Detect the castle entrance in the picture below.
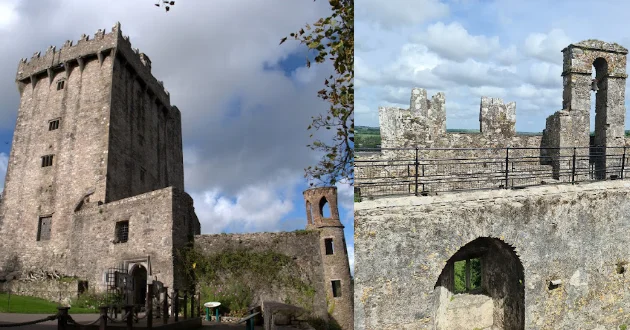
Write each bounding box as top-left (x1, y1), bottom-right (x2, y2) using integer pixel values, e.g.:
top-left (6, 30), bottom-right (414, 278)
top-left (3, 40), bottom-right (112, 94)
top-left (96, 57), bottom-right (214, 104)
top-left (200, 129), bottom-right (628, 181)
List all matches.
top-left (131, 264), bottom-right (147, 307)
top-left (433, 237), bottom-right (525, 329)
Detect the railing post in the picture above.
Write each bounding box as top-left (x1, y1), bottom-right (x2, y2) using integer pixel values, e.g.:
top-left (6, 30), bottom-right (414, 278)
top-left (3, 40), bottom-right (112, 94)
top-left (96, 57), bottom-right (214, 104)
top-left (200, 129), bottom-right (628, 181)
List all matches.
top-left (99, 306), bottom-right (109, 330)
top-left (98, 306), bottom-right (108, 330)
top-left (174, 290), bottom-right (179, 322)
top-left (504, 147), bottom-right (509, 189)
top-left (146, 283), bottom-right (153, 329)
top-left (125, 305), bottom-right (133, 330)
top-left (184, 290), bottom-right (188, 319)
top-left (414, 147), bottom-right (419, 196)
top-left (572, 147), bottom-right (577, 184)
top-left (57, 306), bottom-right (70, 330)
top-left (622, 146), bottom-right (626, 179)
top-left (190, 290), bottom-right (195, 318)
top-left (163, 286), bottom-right (169, 325)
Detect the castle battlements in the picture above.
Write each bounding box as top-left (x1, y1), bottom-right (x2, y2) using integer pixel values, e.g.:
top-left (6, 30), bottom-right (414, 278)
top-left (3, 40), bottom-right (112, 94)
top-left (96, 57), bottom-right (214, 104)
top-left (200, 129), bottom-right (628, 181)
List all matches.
top-left (16, 22), bottom-right (172, 111)
top-left (378, 88), bottom-right (520, 149)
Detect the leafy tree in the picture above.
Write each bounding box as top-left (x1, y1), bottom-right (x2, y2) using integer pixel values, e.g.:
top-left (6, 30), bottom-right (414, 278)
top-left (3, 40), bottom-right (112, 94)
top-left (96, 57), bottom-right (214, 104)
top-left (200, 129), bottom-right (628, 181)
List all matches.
top-left (281, 0), bottom-right (354, 186)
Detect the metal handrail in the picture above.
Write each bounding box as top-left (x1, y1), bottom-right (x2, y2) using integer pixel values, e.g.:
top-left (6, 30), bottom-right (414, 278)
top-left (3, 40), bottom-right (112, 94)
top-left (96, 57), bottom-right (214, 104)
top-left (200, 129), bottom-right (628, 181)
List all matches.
top-left (355, 146), bottom-right (629, 198)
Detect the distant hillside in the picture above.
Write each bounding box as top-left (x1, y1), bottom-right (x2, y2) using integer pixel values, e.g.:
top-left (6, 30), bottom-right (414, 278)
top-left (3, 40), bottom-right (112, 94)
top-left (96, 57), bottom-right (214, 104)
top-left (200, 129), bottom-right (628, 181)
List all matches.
top-left (355, 126), bottom-right (545, 149)
top-left (356, 126), bottom-right (630, 149)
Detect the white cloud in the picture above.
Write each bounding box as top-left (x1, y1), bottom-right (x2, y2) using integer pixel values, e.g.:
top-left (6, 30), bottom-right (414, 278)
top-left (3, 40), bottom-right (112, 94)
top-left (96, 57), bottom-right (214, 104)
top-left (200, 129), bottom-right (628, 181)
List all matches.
top-left (445, 100), bottom-right (479, 121)
top-left (510, 84), bottom-right (562, 116)
top-left (0, 153), bottom-right (7, 193)
top-left (382, 86), bottom-right (413, 105)
top-left (335, 180), bottom-right (354, 211)
top-left (495, 45), bottom-right (520, 65)
top-left (292, 65), bottom-right (318, 85)
top-left (470, 86), bottom-right (507, 98)
top-left (355, 0), bottom-right (630, 134)
top-left (190, 176), bottom-right (301, 234)
top-left (0, 0), bottom-right (357, 239)
top-left (527, 62), bottom-right (562, 88)
top-left (412, 22), bottom-right (501, 62)
top-left (347, 245), bottom-right (355, 276)
top-left (0, 1), bottom-right (18, 30)
top-left (523, 29), bottom-right (571, 64)
top-left (432, 59), bottom-right (518, 88)
top-left (512, 84), bottom-right (539, 99)
top-left (378, 44), bottom-right (446, 89)
top-left (356, 0), bottom-right (449, 28)
top-left (355, 55), bottom-right (382, 85)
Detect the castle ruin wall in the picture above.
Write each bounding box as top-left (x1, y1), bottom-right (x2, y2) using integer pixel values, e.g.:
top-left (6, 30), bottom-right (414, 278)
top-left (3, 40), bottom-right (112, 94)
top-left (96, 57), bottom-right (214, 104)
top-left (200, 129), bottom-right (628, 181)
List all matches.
top-left (378, 88), bottom-right (541, 154)
top-left (354, 180), bottom-right (630, 330)
top-left (194, 231), bottom-right (329, 320)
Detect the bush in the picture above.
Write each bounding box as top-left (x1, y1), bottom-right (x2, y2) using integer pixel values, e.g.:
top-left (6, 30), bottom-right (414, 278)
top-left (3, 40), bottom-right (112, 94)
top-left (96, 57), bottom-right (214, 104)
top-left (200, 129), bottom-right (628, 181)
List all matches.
top-left (200, 280), bottom-right (252, 317)
top-left (71, 290), bottom-right (121, 310)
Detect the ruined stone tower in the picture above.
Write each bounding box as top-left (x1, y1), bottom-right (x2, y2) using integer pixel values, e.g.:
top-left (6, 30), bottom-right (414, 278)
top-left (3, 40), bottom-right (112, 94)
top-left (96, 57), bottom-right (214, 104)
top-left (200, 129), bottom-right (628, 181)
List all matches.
top-left (303, 187), bottom-right (353, 330)
top-left (0, 22), bottom-right (199, 302)
top-left (543, 40), bottom-right (628, 179)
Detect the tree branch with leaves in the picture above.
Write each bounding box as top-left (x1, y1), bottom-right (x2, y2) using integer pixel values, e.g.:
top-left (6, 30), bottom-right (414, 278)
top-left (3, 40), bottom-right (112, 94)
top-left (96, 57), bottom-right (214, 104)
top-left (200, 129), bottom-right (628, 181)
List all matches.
top-left (281, 0), bottom-right (354, 187)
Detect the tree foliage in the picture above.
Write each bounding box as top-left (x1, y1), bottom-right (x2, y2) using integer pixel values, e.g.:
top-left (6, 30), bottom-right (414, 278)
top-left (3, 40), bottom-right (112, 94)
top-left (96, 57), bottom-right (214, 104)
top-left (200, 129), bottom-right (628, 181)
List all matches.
top-left (281, 0), bottom-right (354, 186)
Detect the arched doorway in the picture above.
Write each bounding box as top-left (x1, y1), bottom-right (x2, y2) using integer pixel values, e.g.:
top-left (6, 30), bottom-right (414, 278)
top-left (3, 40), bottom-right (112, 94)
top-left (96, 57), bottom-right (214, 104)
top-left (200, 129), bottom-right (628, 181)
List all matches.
top-left (433, 237), bottom-right (525, 329)
top-left (131, 265), bottom-right (147, 307)
top-left (591, 57), bottom-right (608, 180)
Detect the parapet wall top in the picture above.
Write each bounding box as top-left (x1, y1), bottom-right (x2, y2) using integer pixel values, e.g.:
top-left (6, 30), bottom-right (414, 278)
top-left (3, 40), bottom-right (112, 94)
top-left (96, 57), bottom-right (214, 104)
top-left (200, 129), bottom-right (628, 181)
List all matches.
top-left (562, 39), bottom-right (628, 54)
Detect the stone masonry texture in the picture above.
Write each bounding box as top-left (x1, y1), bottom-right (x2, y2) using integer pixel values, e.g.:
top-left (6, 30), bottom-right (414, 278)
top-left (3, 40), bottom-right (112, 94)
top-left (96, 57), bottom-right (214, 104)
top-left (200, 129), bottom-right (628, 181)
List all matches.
top-left (355, 180), bottom-right (630, 329)
top-left (355, 39), bottom-right (630, 330)
top-left (193, 187), bottom-right (354, 330)
top-left (0, 23), bottom-right (353, 330)
top-left (194, 232), bottom-right (329, 320)
top-left (0, 22), bottom-right (199, 299)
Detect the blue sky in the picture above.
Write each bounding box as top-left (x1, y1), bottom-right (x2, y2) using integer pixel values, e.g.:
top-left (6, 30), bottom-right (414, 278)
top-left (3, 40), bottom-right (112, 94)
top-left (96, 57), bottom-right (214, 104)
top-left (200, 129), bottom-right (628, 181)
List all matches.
top-left (356, 0), bottom-right (630, 134)
top-left (0, 0), bottom-right (353, 273)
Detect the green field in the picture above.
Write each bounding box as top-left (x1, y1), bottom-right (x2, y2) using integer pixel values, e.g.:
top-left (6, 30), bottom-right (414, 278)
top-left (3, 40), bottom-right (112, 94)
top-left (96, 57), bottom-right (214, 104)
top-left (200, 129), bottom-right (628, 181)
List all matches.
top-left (0, 293), bottom-right (98, 314)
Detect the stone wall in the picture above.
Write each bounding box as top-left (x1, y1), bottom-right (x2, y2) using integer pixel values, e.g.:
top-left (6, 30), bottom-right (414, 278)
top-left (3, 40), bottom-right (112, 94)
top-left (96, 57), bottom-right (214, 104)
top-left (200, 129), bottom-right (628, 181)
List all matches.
top-left (378, 88), bottom-right (536, 150)
top-left (194, 231), bottom-right (329, 321)
top-left (479, 96), bottom-right (515, 138)
top-left (0, 23), bottom-right (199, 304)
top-left (70, 187), bottom-right (194, 293)
top-left (0, 186), bottom-right (197, 302)
top-left (354, 180), bottom-right (630, 330)
top-left (107, 49), bottom-right (184, 203)
top-left (0, 50), bottom-right (115, 276)
top-left (0, 278), bottom-right (79, 305)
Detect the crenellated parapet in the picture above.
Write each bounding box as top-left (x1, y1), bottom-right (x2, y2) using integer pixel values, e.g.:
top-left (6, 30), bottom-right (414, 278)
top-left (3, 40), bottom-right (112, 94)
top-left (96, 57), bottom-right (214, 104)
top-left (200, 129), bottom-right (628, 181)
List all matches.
top-left (15, 22), bottom-right (171, 109)
top-left (378, 88), bottom-right (446, 149)
top-left (479, 96), bottom-right (516, 138)
top-left (378, 88), bottom-right (520, 149)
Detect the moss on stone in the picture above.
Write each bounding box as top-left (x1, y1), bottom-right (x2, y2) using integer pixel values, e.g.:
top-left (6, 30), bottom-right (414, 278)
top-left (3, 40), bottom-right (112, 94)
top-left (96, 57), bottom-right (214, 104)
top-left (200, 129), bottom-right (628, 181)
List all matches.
top-left (179, 247), bottom-right (318, 314)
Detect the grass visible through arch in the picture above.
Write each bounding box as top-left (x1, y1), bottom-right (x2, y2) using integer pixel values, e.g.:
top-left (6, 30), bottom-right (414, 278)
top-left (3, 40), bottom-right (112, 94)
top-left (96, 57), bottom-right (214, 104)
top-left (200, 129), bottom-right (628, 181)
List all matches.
top-left (0, 293), bottom-right (97, 314)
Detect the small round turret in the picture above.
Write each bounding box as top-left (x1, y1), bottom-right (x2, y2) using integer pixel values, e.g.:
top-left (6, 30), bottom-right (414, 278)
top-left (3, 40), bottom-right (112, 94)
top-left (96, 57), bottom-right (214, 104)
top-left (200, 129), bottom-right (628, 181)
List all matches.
top-left (302, 186), bottom-right (353, 330)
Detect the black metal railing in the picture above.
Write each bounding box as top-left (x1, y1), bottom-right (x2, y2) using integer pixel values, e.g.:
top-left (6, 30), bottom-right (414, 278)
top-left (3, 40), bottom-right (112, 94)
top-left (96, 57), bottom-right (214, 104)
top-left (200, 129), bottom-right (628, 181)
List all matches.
top-left (0, 286), bottom-right (202, 329)
top-left (355, 146), bottom-right (628, 199)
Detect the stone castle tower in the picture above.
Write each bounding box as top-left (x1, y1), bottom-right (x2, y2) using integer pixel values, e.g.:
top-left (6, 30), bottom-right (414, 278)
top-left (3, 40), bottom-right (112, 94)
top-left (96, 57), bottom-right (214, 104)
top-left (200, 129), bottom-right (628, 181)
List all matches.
top-left (0, 22), bottom-right (200, 302)
top-left (303, 187), bottom-right (353, 330)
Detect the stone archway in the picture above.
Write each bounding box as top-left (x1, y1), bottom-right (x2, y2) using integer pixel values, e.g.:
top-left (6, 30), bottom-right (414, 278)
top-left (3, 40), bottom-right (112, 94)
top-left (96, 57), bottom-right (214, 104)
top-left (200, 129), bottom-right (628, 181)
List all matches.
top-left (591, 57), bottom-right (609, 180)
top-left (130, 264), bottom-right (148, 307)
top-left (433, 237), bottom-right (525, 329)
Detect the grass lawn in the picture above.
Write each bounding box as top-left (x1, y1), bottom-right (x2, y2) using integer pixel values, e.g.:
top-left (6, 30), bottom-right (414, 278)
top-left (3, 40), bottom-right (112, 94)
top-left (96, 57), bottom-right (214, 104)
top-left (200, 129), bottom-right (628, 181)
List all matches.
top-left (0, 293), bottom-right (98, 314)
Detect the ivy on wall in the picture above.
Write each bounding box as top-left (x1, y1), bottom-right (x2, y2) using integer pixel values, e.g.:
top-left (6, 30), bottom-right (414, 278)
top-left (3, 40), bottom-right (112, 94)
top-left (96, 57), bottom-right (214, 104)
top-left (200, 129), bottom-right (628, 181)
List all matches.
top-left (178, 247), bottom-right (317, 317)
